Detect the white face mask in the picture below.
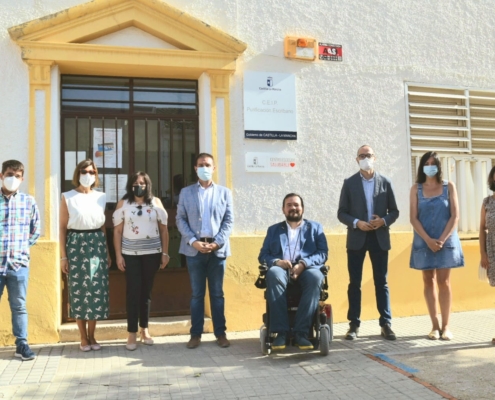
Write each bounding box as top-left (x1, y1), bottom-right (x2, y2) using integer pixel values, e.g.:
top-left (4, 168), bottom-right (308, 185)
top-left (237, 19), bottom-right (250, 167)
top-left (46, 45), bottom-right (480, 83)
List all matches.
top-left (3, 176), bottom-right (22, 192)
top-left (79, 174), bottom-right (96, 188)
top-left (359, 158), bottom-right (374, 171)
top-left (197, 167), bottom-right (213, 181)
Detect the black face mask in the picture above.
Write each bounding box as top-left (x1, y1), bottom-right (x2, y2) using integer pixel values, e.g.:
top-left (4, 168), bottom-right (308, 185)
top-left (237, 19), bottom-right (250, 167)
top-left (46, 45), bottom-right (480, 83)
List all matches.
top-left (132, 185), bottom-right (146, 198)
top-left (490, 183), bottom-right (495, 192)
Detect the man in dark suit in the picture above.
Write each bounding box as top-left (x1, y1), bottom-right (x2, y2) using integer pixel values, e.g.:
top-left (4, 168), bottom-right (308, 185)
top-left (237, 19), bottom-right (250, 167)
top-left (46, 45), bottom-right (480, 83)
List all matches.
top-left (338, 145), bottom-right (399, 340)
top-left (259, 193), bottom-right (328, 350)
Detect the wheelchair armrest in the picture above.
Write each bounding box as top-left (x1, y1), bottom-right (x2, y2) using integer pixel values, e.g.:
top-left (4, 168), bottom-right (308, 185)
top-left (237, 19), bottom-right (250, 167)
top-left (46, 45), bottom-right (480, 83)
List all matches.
top-left (320, 265), bottom-right (329, 275)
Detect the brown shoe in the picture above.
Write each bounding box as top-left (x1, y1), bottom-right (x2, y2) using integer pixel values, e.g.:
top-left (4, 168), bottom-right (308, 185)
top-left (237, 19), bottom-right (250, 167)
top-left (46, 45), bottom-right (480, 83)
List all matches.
top-left (186, 336), bottom-right (201, 349)
top-left (216, 335), bottom-right (230, 348)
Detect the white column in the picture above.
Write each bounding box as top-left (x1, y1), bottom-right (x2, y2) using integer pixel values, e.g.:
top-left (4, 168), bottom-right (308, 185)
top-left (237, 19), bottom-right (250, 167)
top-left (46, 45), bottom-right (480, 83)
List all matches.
top-left (474, 160), bottom-right (484, 230)
top-left (35, 89), bottom-right (46, 237)
top-left (198, 73), bottom-right (212, 154)
top-left (215, 97), bottom-right (226, 186)
top-left (457, 160), bottom-right (468, 232)
top-left (51, 65), bottom-right (61, 241)
top-left (441, 156), bottom-right (449, 181)
top-left (466, 161), bottom-right (476, 232)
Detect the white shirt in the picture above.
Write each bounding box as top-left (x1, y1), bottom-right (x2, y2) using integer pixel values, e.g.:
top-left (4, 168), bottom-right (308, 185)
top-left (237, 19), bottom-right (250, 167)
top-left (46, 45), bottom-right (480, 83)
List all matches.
top-left (352, 172), bottom-right (387, 229)
top-left (198, 182), bottom-right (214, 237)
top-left (283, 221), bottom-right (304, 263)
top-left (63, 190), bottom-right (106, 230)
top-left (188, 182), bottom-right (214, 245)
top-left (112, 198), bottom-right (168, 255)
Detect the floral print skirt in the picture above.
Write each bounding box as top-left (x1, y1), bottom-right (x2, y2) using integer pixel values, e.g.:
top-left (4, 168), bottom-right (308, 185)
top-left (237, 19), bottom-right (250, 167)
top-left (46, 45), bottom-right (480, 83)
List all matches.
top-left (66, 230), bottom-right (109, 320)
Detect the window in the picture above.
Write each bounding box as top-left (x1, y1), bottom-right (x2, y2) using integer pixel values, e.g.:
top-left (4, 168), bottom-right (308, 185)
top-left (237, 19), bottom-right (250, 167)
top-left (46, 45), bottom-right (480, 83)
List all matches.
top-left (406, 83), bottom-right (495, 233)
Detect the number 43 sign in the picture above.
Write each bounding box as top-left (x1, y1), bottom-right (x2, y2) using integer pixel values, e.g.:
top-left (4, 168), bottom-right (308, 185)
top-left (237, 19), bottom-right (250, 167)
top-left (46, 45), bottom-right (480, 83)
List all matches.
top-left (318, 43), bottom-right (342, 61)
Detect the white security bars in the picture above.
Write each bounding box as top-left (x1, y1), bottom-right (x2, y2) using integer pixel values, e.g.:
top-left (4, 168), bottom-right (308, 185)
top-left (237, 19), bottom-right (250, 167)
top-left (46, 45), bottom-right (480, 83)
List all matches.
top-left (406, 83), bottom-right (495, 234)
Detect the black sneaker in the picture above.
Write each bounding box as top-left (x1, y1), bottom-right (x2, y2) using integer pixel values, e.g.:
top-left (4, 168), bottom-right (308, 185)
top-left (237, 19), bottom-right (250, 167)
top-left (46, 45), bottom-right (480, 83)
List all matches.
top-left (15, 343), bottom-right (36, 361)
top-left (345, 324), bottom-right (359, 340)
top-left (381, 324), bottom-right (397, 341)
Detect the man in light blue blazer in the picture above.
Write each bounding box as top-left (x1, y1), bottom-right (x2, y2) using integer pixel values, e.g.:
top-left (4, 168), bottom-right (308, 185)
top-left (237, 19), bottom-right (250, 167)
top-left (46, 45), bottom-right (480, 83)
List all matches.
top-left (176, 153), bottom-right (233, 349)
top-left (259, 193), bottom-right (328, 351)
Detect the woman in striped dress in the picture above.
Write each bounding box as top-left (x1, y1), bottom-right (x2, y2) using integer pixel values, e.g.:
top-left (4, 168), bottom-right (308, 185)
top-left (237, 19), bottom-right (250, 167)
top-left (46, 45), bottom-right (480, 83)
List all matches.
top-left (60, 159), bottom-right (110, 352)
top-left (113, 172), bottom-right (170, 350)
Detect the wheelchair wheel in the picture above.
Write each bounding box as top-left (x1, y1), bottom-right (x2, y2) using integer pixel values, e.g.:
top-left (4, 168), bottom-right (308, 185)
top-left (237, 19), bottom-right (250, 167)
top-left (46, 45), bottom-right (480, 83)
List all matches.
top-left (319, 325), bottom-right (330, 356)
top-left (312, 311), bottom-right (320, 350)
top-left (260, 325), bottom-right (271, 355)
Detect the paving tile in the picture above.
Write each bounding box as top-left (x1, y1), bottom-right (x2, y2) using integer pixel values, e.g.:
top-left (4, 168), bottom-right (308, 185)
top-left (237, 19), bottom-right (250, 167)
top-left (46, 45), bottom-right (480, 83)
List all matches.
top-left (4, 310), bottom-right (495, 399)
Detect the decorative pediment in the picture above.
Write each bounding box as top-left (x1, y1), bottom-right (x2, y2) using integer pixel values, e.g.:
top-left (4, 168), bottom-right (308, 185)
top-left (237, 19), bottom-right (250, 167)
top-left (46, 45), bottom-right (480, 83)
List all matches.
top-left (9, 0), bottom-right (247, 78)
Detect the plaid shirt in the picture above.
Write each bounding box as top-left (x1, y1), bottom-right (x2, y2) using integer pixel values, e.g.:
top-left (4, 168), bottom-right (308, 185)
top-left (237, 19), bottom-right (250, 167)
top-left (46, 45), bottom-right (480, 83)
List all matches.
top-left (0, 190), bottom-right (40, 275)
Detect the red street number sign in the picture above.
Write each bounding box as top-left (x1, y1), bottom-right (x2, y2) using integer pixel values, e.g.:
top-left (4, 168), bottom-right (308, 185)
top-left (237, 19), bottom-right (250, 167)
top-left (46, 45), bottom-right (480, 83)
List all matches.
top-left (318, 43), bottom-right (342, 61)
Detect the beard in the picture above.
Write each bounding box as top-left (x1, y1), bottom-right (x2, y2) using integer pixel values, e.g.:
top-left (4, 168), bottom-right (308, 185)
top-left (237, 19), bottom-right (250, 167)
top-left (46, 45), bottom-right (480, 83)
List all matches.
top-left (286, 211), bottom-right (303, 222)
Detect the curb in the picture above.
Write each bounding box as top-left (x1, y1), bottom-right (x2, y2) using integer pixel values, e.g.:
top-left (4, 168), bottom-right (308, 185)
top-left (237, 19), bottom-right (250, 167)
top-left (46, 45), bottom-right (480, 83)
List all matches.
top-left (365, 354), bottom-right (458, 400)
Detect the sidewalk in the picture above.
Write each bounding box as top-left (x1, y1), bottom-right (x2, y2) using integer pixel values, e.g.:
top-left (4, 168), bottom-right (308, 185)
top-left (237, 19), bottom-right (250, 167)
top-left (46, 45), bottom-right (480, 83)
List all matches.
top-left (1, 309), bottom-right (494, 400)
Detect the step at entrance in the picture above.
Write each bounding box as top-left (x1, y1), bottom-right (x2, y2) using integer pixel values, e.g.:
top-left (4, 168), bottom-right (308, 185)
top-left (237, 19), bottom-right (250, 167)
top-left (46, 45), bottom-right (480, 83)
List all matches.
top-left (59, 316), bottom-right (212, 342)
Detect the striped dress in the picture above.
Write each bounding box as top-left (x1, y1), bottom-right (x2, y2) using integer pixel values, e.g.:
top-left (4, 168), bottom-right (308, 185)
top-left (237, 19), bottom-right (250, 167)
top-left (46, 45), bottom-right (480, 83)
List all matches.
top-left (112, 199), bottom-right (168, 255)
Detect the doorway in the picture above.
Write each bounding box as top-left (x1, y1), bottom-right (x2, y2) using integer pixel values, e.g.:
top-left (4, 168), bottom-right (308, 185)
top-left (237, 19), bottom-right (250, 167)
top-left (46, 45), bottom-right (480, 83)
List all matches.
top-left (60, 75), bottom-right (198, 321)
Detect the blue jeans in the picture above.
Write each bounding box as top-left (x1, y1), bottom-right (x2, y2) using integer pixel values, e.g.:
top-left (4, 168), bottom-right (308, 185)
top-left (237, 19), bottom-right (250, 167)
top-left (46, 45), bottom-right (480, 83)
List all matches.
top-left (0, 267), bottom-right (29, 346)
top-left (347, 231), bottom-right (391, 327)
top-left (266, 266), bottom-right (323, 335)
top-left (186, 253), bottom-right (226, 337)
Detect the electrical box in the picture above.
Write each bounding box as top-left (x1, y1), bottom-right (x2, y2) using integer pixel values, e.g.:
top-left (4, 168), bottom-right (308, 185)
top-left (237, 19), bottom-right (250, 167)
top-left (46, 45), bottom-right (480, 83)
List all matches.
top-left (284, 36), bottom-right (317, 61)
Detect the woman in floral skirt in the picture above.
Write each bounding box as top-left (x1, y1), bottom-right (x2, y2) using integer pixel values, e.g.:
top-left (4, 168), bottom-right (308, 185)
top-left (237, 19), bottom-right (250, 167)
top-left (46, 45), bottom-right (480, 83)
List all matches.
top-left (60, 159), bottom-right (110, 352)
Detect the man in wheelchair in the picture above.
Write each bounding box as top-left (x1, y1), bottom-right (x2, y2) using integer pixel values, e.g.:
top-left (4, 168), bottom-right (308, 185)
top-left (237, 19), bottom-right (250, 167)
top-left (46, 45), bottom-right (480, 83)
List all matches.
top-left (258, 193), bottom-right (328, 350)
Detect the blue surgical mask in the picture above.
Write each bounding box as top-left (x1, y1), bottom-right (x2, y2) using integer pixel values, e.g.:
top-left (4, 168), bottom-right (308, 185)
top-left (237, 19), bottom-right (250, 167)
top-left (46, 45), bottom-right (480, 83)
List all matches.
top-left (423, 165), bottom-right (438, 177)
top-left (197, 167), bottom-right (213, 181)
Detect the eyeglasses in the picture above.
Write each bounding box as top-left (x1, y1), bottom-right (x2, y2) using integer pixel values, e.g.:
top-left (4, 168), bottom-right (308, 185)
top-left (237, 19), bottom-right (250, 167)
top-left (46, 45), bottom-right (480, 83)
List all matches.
top-left (136, 205), bottom-right (143, 216)
top-left (80, 170), bottom-right (96, 175)
top-left (357, 153), bottom-right (374, 160)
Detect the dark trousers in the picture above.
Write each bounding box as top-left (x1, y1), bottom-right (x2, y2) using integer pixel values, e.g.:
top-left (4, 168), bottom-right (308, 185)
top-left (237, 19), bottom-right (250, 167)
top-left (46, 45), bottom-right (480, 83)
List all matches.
top-left (123, 253), bottom-right (161, 333)
top-left (347, 231), bottom-right (391, 327)
top-left (266, 267), bottom-right (323, 335)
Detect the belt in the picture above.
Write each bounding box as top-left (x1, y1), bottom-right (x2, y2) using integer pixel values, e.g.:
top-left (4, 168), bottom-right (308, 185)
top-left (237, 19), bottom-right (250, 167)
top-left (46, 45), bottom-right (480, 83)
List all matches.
top-left (68, 228), bottom-right (101, 234)
top-left (199, 237), bottom-right (214, 243)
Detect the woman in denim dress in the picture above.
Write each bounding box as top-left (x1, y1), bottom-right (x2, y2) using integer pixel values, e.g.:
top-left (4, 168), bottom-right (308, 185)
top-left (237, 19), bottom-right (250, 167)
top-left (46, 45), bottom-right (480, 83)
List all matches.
top-left (410, 151), bottom-right (464, 341)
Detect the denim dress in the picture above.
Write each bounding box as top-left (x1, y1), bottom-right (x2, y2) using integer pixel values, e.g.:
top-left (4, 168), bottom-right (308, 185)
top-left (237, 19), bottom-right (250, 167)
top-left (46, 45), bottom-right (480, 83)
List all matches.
top-left (410, 181), bottom-right (464, 270)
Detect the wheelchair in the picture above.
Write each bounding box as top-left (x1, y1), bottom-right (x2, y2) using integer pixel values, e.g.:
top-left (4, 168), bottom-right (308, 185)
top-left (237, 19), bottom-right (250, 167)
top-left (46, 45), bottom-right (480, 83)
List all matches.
top-left (255, 263), bottom-right (333, 356)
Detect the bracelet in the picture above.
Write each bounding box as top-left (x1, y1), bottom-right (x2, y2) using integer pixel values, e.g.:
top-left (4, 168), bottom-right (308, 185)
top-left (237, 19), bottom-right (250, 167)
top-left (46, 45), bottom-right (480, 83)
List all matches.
top-left (60, 257), bottom-right (67, 261)
top-left (162, 253), bottom-right (169, 257)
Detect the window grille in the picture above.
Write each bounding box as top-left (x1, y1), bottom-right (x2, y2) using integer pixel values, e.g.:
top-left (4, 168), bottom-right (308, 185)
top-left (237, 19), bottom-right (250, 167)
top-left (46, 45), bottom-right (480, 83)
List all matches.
top-left (406, 83), bottom-right (495, 233)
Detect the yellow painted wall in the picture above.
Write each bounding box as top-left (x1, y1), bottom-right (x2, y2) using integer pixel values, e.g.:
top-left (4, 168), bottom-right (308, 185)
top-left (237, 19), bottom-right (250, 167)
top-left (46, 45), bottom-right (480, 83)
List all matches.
top-left (224, 233), bottom-right (495, 332)
top-left (0, 233), bottom-right (493, 345)
top-left (0, 241), bottom-right (60, 346)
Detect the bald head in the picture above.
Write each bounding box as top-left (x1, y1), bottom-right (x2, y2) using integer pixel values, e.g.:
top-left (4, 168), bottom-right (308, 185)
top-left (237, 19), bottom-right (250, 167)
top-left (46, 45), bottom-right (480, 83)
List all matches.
top-left (357, 145), bottom-right (374, 156)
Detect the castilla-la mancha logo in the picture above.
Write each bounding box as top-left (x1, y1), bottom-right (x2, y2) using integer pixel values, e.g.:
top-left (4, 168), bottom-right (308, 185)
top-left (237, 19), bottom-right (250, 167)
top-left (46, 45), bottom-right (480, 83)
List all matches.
top-left (266, 77), bottom-right (273, 87)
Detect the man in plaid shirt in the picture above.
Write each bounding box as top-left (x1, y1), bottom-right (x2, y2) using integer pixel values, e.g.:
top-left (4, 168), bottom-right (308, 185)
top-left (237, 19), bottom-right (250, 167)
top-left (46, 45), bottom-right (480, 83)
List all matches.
top-left (0, 160), bottom-right (40, 361)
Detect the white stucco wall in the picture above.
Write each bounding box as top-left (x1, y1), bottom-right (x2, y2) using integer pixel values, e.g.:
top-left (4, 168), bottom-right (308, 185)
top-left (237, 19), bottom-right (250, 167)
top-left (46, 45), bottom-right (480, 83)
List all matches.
top-left (2, 0), bottom-right (495, 235)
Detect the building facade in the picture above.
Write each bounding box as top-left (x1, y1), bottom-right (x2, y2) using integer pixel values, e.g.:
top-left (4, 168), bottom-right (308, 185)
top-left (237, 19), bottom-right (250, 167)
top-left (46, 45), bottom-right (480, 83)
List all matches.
top-left (0, 0), bottom-right (493, 345)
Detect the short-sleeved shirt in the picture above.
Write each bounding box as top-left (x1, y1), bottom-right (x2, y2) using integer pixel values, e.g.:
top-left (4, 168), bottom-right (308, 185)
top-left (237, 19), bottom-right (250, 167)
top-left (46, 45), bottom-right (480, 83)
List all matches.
top-left (113, 198), bottom-right (168, 255)
top-left (63, 189), bottom-right (106, 230)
